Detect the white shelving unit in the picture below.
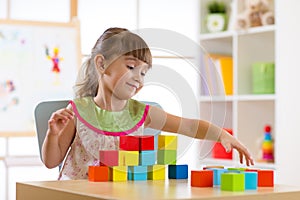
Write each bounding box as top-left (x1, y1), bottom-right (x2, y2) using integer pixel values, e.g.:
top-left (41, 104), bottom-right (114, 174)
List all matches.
top-left (199, 0), bottom-right (276, 169)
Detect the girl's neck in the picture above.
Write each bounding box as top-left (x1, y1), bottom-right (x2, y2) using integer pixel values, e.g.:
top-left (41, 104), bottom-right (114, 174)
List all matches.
top-left (93, 95), bottom-right (128, 112)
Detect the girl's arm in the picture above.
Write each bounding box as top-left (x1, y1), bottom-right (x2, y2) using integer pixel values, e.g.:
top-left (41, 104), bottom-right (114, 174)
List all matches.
top-left (145, 105), bottom-right (254, 166)
top-left (42, 107), bottom-right (76, 168)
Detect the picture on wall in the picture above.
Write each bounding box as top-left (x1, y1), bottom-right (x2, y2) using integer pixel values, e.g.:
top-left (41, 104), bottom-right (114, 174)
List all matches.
top-left (0, 20), bottom-right (80, 132)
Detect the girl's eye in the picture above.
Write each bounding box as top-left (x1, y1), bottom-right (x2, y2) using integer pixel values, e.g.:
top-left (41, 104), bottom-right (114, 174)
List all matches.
top-left (127, 65), bottom-right (134, 70)
top-left (141, 72), bottom-right (146, 76)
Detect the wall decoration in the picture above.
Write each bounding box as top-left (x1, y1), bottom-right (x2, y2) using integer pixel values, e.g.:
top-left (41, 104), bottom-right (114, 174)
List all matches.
top-left (0, 19), bottom-right (81, 133)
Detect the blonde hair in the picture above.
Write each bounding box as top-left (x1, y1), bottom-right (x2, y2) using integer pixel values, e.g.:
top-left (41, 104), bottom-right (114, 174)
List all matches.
top-left (74, 27), bottom-right (152, 98)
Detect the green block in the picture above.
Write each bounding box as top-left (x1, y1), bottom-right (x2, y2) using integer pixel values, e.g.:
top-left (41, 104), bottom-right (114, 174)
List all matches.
top-left (157, 150), bottom-right (176, 164)
top-left (227, 168), bottom-right (246, 172)
top-left (221, 173), bottom-right (245, 191)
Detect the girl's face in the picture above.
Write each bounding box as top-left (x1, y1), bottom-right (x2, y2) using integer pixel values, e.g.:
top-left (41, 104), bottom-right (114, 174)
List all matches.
top-left (102, 55), bottom-right (150, 100)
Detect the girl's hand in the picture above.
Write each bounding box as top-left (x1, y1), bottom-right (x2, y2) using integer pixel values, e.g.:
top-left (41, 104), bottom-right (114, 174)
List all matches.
top-left (220, 130), bottom-right (255, 166)
top-left (47, 108), bottom-right (74, 136)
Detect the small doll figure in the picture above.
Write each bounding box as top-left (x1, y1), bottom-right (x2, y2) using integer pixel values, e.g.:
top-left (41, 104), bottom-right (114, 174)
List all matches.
top-left (45, 46), bottom-right (63, 85)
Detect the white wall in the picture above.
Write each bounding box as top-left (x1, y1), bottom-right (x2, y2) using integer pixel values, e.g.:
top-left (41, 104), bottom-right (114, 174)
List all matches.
top-left (275, 0), bottom-right (300, 186)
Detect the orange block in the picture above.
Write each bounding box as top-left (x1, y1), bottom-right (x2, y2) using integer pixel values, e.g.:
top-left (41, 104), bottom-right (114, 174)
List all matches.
top-left (258, 170), bottom-right (274, 187)
top-left (88, 166), bottom-right (109, 182)
top-left (191, 170), bottom-right (213, 187)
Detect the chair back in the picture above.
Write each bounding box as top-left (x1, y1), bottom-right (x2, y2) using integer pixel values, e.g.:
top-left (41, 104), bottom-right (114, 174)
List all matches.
top-left (34, 100), bottom-right (70, 163)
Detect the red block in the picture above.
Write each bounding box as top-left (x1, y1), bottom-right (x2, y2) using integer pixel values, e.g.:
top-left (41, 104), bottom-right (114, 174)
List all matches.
top-left (212, 129), bottom-right (233, 159)
top-left (99, 150), bottom-right (119, 166)
top-left (257, 170), bottom-right (274, 187)
top-left (191, 170), bottom-right (213, 187)
top-left (140, 136), bottom-right (154, 150)
top-left (88, 166), bottom-right (109, 182)
top-left (119, 136), bottom-right (140, 151)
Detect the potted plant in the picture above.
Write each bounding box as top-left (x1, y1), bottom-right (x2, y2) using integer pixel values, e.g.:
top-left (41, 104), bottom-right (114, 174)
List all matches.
top-left (206, 1), bottom-right (227, 33)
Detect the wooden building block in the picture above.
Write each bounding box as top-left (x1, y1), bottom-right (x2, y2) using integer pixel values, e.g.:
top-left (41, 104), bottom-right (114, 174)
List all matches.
top-left (148, 165), bottom-right (165, 180)
top-left (191, 170), bottom-right (213, 187)
top-left (119, 136), bottom-right (140, 151)
top-left (203, 166), bottom-right (224, 170)
top-left (210, 168), bottom-right (227, 186)
top-left (244, 171), bottom-right (258, 190)
top-left (139, 150), bottom-right (156, 166)
top-left (88, 166), bottom-right (109, 182)
top-left (157, 150), bottom-right (176, 165)
top-left (128, 166), bottom-right (148, 181)
top-left (119, 151), bottom-right (139, 166)
top-left (158, 135), bottom-right (177, 150)
top-left (140, 136), bottom-right (154, 150)
top-left (168, 164), bottom-right (188, 179)
top-left (221, 172), bottom-right (245, 191)
top-left (109, 166), bottom-right (127, 181)
top-left (99, 150), bottom-right (119, 166)
top-left (258, 170), bottom-right (274, 187)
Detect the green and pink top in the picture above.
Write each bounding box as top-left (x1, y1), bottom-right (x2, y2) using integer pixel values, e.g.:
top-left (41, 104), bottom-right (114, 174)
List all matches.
top-left (59, 97), bottom-right (149, 180)
top-left (70, 97), bottom-right (149, 136)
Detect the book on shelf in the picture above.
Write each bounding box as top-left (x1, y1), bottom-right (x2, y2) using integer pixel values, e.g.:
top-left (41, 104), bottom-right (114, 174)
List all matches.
top-left (200, 53), bottom-right (233, 96)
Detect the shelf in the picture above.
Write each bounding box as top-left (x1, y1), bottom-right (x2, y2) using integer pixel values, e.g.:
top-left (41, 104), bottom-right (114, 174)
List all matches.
top-left (199, 94), bottom-right (276, 102)
top-left (199, 25), bottom-right (276, 41)
top-left (236, 94), bottom-right (276, 101)
top-left (200, 31), bottom-right (234, 41)
top-left (236, 25), bottom-right (276, 36)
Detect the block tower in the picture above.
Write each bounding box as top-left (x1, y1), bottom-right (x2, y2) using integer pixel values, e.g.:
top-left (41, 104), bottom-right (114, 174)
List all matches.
top-left (88, 134), bottom-right (188, 182)
top-left (261, 125), bottom-right (274, 162)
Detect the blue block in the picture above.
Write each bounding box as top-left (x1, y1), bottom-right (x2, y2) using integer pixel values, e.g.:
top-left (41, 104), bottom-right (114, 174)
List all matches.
top-left (168, 164), bottom-right (188, 179)
top-left (128, 166), bottom-right (148, 181)
top-left (139, 150), bottom-right (156, 166)
top-left (244, 171), bottom-right (258, 190)
top-left (210, 168), bottom-right (228, 185)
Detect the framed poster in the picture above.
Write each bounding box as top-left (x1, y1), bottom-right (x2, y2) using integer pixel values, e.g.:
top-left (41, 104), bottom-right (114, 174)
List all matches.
top-left (0, 19), bottom-right (81, 134)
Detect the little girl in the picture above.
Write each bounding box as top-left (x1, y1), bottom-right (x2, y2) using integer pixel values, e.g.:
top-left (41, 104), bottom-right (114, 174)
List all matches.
top-left (42, 27), bottom-right (254, 180)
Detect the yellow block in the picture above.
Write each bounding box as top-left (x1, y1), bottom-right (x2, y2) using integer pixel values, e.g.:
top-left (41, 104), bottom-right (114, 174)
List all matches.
top-left (109, 166), bottom-right (127, 182)
top-left (148, 165), bottom-right (165, 180)
top-left (119, 151), bottom-right (139, 166)
top-left (158, 135), bottom-right (177, 150)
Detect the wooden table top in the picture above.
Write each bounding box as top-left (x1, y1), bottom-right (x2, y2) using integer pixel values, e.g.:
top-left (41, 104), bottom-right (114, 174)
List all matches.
top-left (16, 179), bottom-right (300, 200)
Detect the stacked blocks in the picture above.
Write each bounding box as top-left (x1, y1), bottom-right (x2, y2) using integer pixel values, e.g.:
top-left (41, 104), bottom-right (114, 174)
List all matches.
top-left (119, 151), bottom-right (139, 166)
top-left (99, 150), bottom-right (119, 166)
top-left (157, 135), bottom-right (177, 164)
top-left (88, 134), bottom-right (188, 182)
top-left (148, 165), bottom-right (165, 180)
top-left (191, 166), bottom-right (274, 191)
top-left (109, 166), bottom-right (127, 181)
top-left (128, 166), bottom-right (148, 181)
top-left (88, 166), bottom-right (109, 182)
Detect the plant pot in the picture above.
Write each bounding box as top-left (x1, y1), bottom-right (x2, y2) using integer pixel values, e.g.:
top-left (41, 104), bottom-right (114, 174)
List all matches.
top-left (206, 13), bottom-right (227, 33)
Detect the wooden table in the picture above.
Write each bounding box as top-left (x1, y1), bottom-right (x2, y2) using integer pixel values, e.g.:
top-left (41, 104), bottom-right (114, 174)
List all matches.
top-left (16, 179), bottom-right (300, 200)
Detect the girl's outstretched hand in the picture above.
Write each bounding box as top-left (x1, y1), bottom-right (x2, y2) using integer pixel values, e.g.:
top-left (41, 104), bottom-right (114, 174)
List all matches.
top-left (219, 130), bottom-right (255, 166)
top-left (47, 108), bottom-right (74, 136)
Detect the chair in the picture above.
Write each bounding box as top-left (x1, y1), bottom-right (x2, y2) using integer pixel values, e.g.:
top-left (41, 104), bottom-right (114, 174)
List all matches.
top-left (34, 99), bottom-right (162, 170)
top-left (34, 100), bottom-right (70, 169)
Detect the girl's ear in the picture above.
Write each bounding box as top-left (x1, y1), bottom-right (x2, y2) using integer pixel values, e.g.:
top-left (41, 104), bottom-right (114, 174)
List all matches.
top-left (94, 54), bottom-right (106, 74)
